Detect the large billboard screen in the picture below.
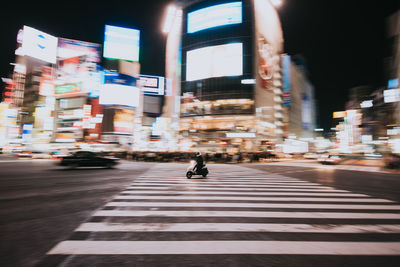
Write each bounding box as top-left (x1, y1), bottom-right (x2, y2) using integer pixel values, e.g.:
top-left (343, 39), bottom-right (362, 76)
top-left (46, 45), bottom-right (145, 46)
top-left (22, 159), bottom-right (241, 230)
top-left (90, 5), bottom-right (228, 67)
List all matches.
top-left (140, 75), bottom-right (165, 95)
top-left (186, 43), bottom-right (242, 81)
top-left (99, 84), bottom-right (140, 107)
top-left (187, 2), bottom-right (242, 33)
top-left (103, 25), bottom-right (140, 61)
top-left (22, 26), bottom-right (58, 63)
top-left (58, 38), bottom-right (101, 63)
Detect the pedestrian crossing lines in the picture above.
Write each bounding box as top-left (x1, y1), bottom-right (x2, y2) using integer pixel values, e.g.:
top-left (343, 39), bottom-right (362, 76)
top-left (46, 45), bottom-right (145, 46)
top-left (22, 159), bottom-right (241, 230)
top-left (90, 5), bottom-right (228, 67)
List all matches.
top-left (46, 163), bottom-right (400, 265)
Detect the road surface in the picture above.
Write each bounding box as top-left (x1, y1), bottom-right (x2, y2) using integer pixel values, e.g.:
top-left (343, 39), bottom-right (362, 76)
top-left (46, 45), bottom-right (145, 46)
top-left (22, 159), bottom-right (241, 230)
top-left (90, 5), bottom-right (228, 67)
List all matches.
top-left (0, 160), bottom-right (399, 266)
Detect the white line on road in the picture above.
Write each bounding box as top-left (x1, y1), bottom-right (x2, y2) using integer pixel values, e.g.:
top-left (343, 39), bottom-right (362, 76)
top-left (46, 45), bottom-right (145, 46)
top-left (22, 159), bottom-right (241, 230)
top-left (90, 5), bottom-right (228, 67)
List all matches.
top-left (128, 184), bottom-right (334, 189)
top-left (134, 179), bottom-right (306, 182)
top-left (126, 186), bottom-right (347, 192)
top-left (106, 202), bottom-right (400, 210)
top-left (133, 181), bottom-right (322, 186)
top-left (115, 195), bottom-right (393, 203)
top-left (122, 190), bottom-right (369, 197)
top-left (133, 182), bottom-right (321, 186)
top-left (94, 210), bottom-right (400, 219)
top-left (76, 222), bottom-right (400, 233)
top-left (47, 240), bottom-right (400, 255)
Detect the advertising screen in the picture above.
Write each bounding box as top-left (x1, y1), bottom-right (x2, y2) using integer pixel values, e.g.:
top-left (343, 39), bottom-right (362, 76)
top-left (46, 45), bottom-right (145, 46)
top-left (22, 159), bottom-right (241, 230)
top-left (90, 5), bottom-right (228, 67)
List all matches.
top-left (186, 43), bottom-right (242, 81)
top-left (187, 2), bottom-right (242, 33)
top-left (114, 109), bottom-right (134, 133)
top-left (103, 25), bottom-right (140, 61)
top-left (99, 84), bottom-right (140, 107)
top-left (22, 26), bottom-right (58, 63)
top-left (58, 38), bottom-right (101, 63)
top-left (282, 55), bottom-right (291, 106)
top-left (140, 75), bottom-right (165, 95)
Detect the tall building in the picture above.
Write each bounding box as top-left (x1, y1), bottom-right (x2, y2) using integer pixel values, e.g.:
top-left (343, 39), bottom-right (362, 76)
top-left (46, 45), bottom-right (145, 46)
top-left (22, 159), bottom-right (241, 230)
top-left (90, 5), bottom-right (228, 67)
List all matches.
top-left (164, 0), bottom-right (285, 152)
top-left (285, 56), bottom-right (316, 139)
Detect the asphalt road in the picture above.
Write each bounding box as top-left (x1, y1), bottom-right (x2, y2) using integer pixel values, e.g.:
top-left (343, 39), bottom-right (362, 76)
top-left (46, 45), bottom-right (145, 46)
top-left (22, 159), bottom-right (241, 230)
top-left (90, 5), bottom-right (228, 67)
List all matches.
top-left (0, 160), bottom-right (152, 267)
top-left (0, 160), bottom-right (399, 267)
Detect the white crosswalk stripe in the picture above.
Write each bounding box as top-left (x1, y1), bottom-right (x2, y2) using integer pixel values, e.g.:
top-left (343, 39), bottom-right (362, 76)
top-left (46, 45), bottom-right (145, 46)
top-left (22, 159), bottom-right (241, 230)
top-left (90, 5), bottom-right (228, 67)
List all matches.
top-left (46, 163), bottom-right (400, 262)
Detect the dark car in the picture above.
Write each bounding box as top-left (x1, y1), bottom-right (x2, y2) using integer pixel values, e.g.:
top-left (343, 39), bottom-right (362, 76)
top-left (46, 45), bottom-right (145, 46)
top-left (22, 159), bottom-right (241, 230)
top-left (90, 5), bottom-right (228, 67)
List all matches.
top-left (57, 151), bottom-right (119, 169)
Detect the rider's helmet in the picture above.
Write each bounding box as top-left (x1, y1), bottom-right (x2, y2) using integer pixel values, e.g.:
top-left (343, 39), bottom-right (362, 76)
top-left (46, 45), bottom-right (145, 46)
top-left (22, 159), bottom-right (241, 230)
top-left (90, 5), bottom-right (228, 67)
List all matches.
top-left (196, 152), bottom-right (202, 156)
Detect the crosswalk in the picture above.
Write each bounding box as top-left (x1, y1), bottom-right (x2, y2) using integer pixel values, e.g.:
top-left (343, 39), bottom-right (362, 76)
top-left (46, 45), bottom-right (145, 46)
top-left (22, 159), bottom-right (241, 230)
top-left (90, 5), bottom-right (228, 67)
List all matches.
top-left (44, 163), bottom-right (400, 266)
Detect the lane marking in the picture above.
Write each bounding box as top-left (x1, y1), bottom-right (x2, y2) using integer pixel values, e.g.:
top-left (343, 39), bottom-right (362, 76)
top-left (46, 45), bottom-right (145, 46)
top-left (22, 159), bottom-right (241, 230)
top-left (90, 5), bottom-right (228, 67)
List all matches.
top-left (106, 202), bottom-right (400, 210)
top-left (133, 181), bottom-right (323, 186)
top-left (128, 184), bottom-right (334, 189)
top-left (76, 222), bottom-right (400, 233)
top-left (126, 186), bottom-right (348, 192)
top-left (47, 240), bottom-right (400, 255)
top-left (114, 195), bottom-right (393, 203)
top-left (131, 181), bottom-right (321, 185)
top-left (122, 190), bottom-right (369, 197)
top-left (134, 179), bottom-right (306, 182)
top-left (94, 210), bottom-right (400, 219)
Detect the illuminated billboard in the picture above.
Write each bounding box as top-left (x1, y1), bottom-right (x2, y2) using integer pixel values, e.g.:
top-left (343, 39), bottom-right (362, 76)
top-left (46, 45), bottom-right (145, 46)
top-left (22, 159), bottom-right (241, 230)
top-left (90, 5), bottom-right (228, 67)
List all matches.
top-left (186, 43), bottom-right (243, 81)
top-left (22, 26), bottom-right (58, 63)
top-left (187, 2), bottom-right (242, 33)
top-left (103, 25), bottom-right (140, 61)
top-left (99, 84), bottom-right (140, 107)
top-left (114, 109), bottom-right (134, 133)
top-left (140, 75), bottom-right (165, 95)
top-left (58, 38), bottom-right (101, 63)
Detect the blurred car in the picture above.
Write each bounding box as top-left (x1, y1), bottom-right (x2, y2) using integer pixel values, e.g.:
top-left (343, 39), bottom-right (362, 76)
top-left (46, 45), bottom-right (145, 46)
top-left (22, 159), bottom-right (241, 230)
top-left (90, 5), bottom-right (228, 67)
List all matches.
top-left (384, 153), bottom-right (400, 169)
top-left (57, 151), bottom-right (120, 168)
top-left (318, 154), bottom-right (342, 165)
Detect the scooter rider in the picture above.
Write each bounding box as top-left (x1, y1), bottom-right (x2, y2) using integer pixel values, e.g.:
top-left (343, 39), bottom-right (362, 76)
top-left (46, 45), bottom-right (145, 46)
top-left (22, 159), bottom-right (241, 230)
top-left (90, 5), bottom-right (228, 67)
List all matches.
top-left (194, 152), bottom-right (204, 173)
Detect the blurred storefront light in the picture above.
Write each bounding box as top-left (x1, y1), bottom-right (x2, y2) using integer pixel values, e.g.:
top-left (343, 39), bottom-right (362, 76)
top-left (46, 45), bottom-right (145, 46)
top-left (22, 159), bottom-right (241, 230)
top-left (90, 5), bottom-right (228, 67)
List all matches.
top-left (360, 100), bottom-right (373, 108)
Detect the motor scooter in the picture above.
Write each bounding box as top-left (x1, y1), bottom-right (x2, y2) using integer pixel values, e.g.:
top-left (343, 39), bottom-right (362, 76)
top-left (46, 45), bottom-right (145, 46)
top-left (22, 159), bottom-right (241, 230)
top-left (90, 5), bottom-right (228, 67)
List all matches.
top-left (186, 160), bottom-right (208, 178)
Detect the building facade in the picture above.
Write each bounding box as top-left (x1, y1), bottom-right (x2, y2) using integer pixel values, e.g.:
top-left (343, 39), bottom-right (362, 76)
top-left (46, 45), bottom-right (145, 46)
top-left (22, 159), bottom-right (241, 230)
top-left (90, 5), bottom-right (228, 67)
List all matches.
top-left (164, 0), bottom-right (286, 152)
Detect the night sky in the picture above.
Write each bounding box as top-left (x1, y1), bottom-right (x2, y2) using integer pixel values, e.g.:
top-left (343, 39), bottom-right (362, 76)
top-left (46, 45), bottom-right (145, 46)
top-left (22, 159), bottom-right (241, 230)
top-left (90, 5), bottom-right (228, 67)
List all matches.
top-left (0, 0), bottom-right (399, 131)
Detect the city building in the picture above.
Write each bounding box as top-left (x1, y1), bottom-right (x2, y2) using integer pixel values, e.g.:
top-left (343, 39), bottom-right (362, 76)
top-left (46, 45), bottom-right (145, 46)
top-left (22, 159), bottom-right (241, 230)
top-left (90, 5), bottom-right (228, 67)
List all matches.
top-left (285, 56), bottom-right (317, 140)
top-left (164, 0), bottom-right (287, 152)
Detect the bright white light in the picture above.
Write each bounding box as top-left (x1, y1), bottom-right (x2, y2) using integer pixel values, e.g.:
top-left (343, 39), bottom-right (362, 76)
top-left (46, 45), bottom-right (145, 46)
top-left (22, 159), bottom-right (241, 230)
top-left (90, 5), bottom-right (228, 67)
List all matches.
top-left (241, 79), bottom-right (256, 84)
top-left (22, 26), bottom-right (58, 63)
top-left (384, 89), bottom-right (400, 103)
top-left (187, 2), bottom-right (242, 34)
top-left (163, 5), bottom-right (177, 33)
top-left (226, 132), bottom-right (256, 138)
top-left (360, 100), bottom-right (373, 108)
top-left (186, 43), bottom-right (243, 81)
top-left (314, 128), bottom-right (324, 132)
top-left (103, 25), bottom-right (140, 61)
top-left (270, 0), bottom-right (282, 7)
top-left (99, 84), bottom-right (140, 107)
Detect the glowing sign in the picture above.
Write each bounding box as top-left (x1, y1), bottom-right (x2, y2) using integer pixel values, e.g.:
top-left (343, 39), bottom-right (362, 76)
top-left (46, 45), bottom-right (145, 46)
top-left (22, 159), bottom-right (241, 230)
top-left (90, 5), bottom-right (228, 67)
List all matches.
top-left (186, 43), bottom-right (243, 81)
top-left (187, 2), bottom-right (242, 33)
top-left (22, 26), bottom-right (58, 63)
top-left (103, 25), bottom-right (140, 61)
top-left (99, 84), bottom-right (140, 107)
top-left (333, 111), bottom-right (346, 118)
top-left (226, 132), bottom-right (255, 138)
top-left (58, 38), bottom-right (101, 63)
top-left (384, 89), bottom-right (400, 103)
top-left (140, 75), bottom-right (165, 95)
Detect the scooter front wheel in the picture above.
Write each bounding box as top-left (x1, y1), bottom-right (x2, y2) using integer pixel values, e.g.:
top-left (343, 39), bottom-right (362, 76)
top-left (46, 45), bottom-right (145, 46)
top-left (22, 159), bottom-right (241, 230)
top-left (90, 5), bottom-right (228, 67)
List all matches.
top-left (186, 171), bottom-right (193, 179)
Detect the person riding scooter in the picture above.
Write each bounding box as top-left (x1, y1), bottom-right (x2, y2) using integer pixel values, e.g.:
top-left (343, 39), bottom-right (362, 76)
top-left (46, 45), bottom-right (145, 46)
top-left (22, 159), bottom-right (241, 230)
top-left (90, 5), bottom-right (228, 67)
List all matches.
top-left (193, 152), bottom-right (204, 173)
top-left (186, 152), bottom-right (208, 179)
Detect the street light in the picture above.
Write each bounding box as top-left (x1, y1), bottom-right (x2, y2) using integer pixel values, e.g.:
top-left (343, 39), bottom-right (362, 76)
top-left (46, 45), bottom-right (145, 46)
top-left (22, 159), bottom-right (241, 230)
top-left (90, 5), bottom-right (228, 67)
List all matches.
top-left (270, 0), bottom-right (283, 7)
top-left (162, 5), bottom-right (177, 34)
